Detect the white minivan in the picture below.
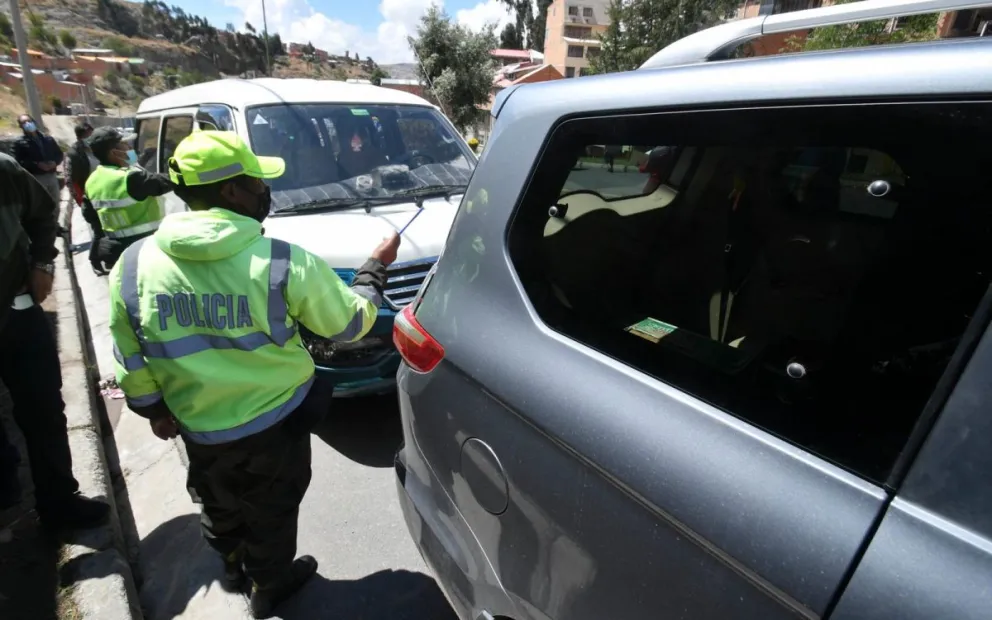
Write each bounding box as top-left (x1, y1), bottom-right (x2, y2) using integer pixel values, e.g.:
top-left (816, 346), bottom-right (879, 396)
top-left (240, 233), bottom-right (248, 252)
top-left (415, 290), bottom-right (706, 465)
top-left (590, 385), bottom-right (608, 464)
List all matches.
top-left (135, 78), bottom-right (476, 396)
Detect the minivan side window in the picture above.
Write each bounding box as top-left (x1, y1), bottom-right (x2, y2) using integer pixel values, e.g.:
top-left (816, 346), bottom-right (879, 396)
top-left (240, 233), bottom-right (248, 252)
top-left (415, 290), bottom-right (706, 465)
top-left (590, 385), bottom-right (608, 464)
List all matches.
top-left (507, 102), bottom-right (992, 482)
top-left (159, 116), bottom-right (194, 174)
top-left (134, 117), bottom-right (160, 170)
top-left (196, 105), bottom-right (235, 131)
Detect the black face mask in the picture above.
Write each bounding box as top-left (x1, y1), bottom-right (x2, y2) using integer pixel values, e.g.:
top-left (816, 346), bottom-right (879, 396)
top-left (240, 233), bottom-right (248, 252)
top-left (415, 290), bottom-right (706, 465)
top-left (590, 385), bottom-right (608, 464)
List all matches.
top-left (251, 185), bottom-right (272, 223)
top-left (231, 179), bottom-right (271, 224)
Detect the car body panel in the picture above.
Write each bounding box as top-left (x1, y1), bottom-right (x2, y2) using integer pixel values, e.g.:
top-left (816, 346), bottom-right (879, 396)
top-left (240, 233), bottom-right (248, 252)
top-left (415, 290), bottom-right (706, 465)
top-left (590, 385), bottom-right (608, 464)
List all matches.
top-left (832, 321), bottom-right (992, 620)
top-left (397, 37), bottom-right (992, 620)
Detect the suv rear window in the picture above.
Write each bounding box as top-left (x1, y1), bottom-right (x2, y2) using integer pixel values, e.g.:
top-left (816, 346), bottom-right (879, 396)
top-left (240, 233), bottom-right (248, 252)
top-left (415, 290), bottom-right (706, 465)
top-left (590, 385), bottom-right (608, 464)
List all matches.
top-left (507, 102), bottom-right (992, 482)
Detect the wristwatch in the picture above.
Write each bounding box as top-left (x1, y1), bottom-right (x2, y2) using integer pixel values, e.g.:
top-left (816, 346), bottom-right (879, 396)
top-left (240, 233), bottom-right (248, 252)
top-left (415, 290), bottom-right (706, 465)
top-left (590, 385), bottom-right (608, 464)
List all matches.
top-left (33, 262), bottom-right (55, 276)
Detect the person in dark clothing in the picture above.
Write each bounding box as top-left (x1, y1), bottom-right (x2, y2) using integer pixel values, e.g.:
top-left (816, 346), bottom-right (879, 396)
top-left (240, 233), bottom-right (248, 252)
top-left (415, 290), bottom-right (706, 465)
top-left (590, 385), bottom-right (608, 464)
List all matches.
top-left (66, 123), bottom-right (107, 274)
top-left (14, 114), bottom-right (64, 205)
top-left (0, 153), bottom-right (110, 530)
top-left (85, 127), bottom-right (174, 272)
top-left (66, 122), bottom-right (96, 205)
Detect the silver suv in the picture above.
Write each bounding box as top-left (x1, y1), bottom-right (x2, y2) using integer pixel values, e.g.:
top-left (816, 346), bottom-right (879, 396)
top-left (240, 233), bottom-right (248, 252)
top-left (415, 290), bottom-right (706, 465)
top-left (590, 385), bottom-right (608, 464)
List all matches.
top-left (393, 1), bottom-right (992, 618)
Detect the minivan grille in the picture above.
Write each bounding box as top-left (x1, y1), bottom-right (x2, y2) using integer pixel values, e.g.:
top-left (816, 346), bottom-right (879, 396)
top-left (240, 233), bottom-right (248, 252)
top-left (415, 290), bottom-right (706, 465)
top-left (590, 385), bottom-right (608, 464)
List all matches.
top-left (383, 256), bottom-right (438, 308)
top-left (301, 328), bottom-right (393, 366)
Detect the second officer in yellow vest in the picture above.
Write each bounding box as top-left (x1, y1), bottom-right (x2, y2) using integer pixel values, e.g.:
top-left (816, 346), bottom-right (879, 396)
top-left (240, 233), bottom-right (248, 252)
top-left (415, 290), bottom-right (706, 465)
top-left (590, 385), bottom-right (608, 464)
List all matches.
top-left (107, 131), bottom-right (401, 619)
top-left (85, 127), bottom-right (174, 270)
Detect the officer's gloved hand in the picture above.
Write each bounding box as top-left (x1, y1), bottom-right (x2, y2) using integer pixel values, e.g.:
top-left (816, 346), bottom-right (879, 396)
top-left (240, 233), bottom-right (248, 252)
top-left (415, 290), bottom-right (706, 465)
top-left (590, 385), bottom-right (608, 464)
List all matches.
top-left (150, 416), bottom-right (179, 440)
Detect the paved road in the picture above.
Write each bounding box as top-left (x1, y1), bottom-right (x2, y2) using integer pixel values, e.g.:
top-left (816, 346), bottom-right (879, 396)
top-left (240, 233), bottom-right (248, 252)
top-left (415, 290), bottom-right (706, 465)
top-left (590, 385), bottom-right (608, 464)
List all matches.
top-left (564, 165), bottom-right (649, 198)
top-left (68, 205), bottom-right (455, 619)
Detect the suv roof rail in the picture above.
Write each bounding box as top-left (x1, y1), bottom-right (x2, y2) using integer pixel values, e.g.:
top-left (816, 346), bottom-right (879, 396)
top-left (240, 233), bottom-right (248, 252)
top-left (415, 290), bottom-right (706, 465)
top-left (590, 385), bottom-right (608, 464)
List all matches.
top-left (639, 0), bottom-right (992, 70)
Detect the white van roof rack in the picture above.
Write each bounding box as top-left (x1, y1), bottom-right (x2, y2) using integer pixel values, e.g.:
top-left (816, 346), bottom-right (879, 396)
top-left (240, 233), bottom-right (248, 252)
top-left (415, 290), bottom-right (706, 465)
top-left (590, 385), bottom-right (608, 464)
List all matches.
top-left (639, 0), bottom-right (992, 70)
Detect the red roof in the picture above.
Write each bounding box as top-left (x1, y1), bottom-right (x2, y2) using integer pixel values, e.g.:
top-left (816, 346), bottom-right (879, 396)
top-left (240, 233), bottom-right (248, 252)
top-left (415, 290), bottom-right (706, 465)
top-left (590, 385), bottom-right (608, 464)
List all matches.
top-left (491, 49), bottom-right (532, 60)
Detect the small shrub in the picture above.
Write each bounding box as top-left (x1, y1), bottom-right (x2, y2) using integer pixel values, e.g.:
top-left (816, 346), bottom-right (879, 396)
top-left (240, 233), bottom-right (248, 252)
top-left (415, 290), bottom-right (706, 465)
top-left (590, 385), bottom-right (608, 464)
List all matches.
top-left (103, 35), bottom-right (135, 57)
top-left (59, 30), bottom-right (77, 50)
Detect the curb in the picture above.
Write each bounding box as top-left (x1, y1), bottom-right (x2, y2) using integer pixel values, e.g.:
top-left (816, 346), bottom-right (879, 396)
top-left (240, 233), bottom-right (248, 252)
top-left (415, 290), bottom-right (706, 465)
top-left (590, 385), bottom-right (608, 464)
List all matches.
top-left (56, 204), bottom-right (143, 620)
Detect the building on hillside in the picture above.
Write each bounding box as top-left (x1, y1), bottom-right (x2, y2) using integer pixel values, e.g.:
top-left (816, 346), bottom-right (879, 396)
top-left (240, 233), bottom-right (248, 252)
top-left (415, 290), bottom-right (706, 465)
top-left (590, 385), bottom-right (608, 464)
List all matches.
top-left (0, 63), bottom-right (95, 109)
top-left (491, 48), bottom-right (545, 66)
top-left (71, 48), bottom-right (116, 58)
top-left (379, 78), bottom-right (424, 98)
top-left (543, 0), bottom-right (611, 78)
top-left (342, 78), bottom-right (425, 98)
top-left (10, 48), bottom-right (71, 71)
top-left (288, 42), bottom-right (329, 63)
top-left (475, 58), bottom-right (563, 142)
top-left (74, 55), bottom-right (136, 76)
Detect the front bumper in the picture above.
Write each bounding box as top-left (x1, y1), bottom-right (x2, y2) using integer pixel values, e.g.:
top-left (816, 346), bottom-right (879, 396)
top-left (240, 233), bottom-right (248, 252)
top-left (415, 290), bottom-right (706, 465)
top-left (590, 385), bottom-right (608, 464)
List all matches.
top-left (309, 313), bottom-right (400, 398)
top-left (313, 349), bottom-right (401, 398)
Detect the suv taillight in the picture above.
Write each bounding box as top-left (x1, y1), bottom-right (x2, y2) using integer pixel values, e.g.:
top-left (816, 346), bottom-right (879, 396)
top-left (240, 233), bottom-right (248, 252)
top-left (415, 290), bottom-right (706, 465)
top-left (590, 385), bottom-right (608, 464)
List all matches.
top-left (393, 304), bottom-right (444, 373)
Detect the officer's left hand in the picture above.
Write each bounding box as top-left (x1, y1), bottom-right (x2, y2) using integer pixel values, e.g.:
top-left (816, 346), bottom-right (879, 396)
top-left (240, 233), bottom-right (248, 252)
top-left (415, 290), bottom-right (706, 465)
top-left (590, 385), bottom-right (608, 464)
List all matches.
top-left (150, 416), bottom-right (179, 440)
top-left (30, 268), bottom-right (54, 304)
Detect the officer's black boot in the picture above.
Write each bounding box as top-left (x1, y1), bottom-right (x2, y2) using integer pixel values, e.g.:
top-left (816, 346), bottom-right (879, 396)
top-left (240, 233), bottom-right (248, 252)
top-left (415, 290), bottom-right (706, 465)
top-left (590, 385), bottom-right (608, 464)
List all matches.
top-left (249, 555), bottom-right (318, 619)
top-left (222, 550), bottom-right (247, 592)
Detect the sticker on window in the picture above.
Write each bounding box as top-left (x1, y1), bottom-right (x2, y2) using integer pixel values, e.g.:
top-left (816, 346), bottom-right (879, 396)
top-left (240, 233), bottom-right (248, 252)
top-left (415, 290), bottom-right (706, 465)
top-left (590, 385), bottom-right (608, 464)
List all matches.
top-left (626, 317), bottom-right (677, 343)
top-left (252, 115), bottom-right (268, 125)
top-left (350, 108), bottom-right (370, 116)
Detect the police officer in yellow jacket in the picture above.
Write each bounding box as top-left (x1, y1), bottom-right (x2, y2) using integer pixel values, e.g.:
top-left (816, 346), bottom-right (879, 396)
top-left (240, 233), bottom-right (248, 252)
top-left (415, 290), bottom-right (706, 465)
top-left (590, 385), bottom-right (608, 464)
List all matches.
top-left (107, 131), bottom-right (400, 618)
top-left (85, 127), bottom-right (174, 271)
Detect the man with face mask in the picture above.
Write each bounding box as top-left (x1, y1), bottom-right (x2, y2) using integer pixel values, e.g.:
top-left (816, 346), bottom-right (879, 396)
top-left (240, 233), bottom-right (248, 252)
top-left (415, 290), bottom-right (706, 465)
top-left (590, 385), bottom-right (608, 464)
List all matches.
top-left (106, 131), bottom-right (401, 619)
top-left (85, 127), bottom-right (174, 271)
top-left (13, 114), bottom-right (64, 206)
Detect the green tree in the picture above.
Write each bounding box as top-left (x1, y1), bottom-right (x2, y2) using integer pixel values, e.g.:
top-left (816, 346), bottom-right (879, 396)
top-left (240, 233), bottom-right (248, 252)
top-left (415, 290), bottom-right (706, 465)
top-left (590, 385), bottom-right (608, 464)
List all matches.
top-left (0, 12), bottom-right (12, 54)
top-left (500, 0), bottom-right (552, 51)
top-left (370, 66), bottom-right (389, 86)
top-left (103, 35), bottom-right (135, 57)
top-left (409, 5), bottom-right (496, 131)
top-left (59, 29), bottom-right (77, 50)
top-left (589, 0), bottom-right (738, 74)
top-left (499, 22), bottom-right (523, 49)
top-left (0, 12), bottom-right (13, 38)
top-left (785, 0), bottom-right (938, 52)
top-left (27, 12), bottom-right (57, 48)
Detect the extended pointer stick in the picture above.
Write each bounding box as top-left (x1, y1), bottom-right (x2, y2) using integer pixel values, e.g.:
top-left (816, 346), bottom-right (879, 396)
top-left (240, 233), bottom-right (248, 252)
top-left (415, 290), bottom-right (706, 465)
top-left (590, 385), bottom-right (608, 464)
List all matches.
top-left (399, 207), bottom-right (424, 235)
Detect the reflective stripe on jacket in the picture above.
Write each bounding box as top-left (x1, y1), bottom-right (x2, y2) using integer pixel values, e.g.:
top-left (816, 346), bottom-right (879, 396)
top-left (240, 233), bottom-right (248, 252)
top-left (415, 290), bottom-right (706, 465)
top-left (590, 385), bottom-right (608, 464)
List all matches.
top-left (86, 165), bottom-right (164, 239)
top-left (108, 208), bottom-right (381, 444)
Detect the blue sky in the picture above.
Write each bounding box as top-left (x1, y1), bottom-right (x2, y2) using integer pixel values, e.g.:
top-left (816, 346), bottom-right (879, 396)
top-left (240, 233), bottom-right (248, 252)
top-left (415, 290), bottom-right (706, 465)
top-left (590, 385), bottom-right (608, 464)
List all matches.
top-left (158, 0), bottom-right (517, 64)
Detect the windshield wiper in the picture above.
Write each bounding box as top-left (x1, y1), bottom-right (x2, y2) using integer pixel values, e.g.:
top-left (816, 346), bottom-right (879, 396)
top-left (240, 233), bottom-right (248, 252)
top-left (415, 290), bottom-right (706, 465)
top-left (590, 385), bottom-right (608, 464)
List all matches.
top-left (377, 184), bottom-right (468, 208)
top-left (271, 197), bottom-right (369, 215)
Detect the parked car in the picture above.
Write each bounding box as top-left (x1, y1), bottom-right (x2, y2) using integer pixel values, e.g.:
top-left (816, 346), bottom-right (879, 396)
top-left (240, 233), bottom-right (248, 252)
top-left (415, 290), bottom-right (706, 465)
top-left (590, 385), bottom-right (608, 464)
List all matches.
top-left (393, 1), bottom-right (992, 618)
top-left (135, 78), bottom-right (476, 396)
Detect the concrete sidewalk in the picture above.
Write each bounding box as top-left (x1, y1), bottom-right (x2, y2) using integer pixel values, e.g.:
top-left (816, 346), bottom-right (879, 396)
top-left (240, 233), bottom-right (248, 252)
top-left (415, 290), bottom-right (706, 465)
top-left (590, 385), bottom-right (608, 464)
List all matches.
top-left (69, 207), bottom-right (251, 620)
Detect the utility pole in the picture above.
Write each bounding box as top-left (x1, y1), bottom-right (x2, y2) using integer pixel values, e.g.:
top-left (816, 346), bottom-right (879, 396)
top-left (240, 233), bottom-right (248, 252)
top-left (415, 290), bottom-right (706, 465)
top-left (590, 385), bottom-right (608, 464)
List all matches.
top-left (8, 0), bottom-right (44, 130)
top-left (261, 0), bottom-right (271, 76)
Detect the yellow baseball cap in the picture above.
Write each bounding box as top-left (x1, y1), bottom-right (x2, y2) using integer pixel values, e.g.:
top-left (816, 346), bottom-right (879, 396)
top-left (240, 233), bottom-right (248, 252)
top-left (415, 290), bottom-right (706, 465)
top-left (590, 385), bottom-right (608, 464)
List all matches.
top-left (168, 131), bottom-right (284, 186)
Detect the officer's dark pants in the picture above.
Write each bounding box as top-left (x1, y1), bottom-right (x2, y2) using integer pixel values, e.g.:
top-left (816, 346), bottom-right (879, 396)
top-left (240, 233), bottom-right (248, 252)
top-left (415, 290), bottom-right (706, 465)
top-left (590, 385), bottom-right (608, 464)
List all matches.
top-left (183, 417), bottom-right (312, 589)
top-left (0, 305), bottom-right (79, 513)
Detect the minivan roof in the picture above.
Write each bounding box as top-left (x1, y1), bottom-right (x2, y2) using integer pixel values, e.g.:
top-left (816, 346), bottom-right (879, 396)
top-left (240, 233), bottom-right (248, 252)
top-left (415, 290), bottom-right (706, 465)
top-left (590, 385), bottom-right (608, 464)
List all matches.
top-left (137, 77), bottom-right (436, 114)
top-left (495, 38), bottom-right (992, 120)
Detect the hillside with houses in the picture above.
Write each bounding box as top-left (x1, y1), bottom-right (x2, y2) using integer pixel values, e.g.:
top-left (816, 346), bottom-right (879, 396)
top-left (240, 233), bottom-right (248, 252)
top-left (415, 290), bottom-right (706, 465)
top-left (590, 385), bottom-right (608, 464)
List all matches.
top-left (0, 0), bottom-right (404, 132)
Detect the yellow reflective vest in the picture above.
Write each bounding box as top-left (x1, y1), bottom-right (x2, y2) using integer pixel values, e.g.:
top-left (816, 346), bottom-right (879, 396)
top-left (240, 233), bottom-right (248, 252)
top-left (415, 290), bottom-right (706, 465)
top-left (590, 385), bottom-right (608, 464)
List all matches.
top-left (86, 165), bottom-right (164, 240)
top-left (108, 208), bottom-right (380, 444)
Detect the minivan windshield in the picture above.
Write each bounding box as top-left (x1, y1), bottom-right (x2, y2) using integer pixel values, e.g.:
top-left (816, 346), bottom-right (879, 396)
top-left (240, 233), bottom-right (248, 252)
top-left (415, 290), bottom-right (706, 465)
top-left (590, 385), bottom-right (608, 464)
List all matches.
top-left (245, 103), bottom-right (475, 213)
